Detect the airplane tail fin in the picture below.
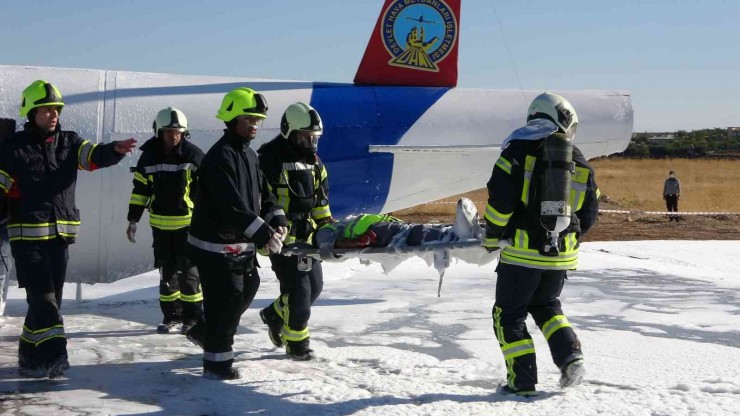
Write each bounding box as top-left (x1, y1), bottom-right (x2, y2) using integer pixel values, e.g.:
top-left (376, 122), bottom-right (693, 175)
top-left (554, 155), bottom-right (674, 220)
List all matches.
top-left (354, 0), bottom-right (461, 87)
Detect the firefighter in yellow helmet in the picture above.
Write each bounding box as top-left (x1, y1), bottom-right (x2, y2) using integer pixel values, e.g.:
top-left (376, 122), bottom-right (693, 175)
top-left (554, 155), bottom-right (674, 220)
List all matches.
top-left (482, 92), bottom-right (598, 396)
top-left (0, 80), bottom-right (136, 379)
top-left (257, 102), bottom-right (334, 361)
top-left (126, 107), bottom-right (205, 334)
top-left (185, 87), bottom-right (288, 380)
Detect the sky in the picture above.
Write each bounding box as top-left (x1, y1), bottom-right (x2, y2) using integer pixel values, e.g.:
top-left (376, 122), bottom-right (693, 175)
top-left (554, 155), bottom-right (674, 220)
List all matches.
top-left (1, 240), bottom-right (739, 415)
top-left (0, 0), bottom-right (738, 132)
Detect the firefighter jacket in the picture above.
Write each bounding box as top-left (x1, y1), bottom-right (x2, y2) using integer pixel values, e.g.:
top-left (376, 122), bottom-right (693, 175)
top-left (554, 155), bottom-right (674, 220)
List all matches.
top-left (0, 123), bottom-right (125, 244)
top-left (257, 136), bottom-right (332, 245)
top-left (484, 139), bottom-right (599, 270)
top-left (127, 136), bottom-right (204, 231)
top-left (187, 129), bottom-right (287, 254)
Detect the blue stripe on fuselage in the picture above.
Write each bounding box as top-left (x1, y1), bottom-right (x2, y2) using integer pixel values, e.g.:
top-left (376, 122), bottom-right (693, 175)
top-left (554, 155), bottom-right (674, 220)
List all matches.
top-left (310, 83), bottom-right (449, 217)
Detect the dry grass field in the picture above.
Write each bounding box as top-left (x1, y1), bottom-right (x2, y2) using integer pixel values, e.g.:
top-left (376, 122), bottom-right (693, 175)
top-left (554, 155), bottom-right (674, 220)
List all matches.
top-left (391, 158), bottom-right (740, 241)
top-left (590, 158), bottom-right (740, 212)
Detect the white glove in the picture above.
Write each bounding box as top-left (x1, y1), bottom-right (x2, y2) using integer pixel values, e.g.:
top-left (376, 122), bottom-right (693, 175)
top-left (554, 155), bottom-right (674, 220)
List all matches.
top-left (498, 238), bottom-right (512, 249)
top-left (275, 226), bottom-right (288, 242)
top-left (266, 233), bottom-right (284, 254)
top-left (126, 222), bottom-right (137, 243)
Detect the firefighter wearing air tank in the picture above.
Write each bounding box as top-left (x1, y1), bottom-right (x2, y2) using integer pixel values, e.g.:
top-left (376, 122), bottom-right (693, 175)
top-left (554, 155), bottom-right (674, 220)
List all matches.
top-left (257, 102), bottom-right (333, 361)
top-left (127, 107), bottom-right (205, 335)
top-left (482, 92), bottom-right (599, 397)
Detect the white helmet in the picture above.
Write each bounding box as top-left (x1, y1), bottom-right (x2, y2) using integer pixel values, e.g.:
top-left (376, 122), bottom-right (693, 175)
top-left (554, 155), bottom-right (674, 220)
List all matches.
top-left (153, 107), bottom-right (188, 136)
top-left (280, 102), bottom-right (323, 139)
top-left (527, 92), bottom-right (578, 138)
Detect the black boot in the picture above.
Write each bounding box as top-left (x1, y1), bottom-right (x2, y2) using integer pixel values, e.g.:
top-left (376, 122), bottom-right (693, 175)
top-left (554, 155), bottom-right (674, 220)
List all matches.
top-left (157, 318), bottom-right (182, 334)
top-left (203, 366), bottom-right (240, 380)
top-left (286, 338), bottom-right (314, 361)
top-left (203, 360), bottom-right (240, 380)
top-left (18, 356), bottom-right (46, 378)
top-left (497, 383), bottom-right (538, 397)
top-left (180, 320), bottom-right (197, 335)
top-left (259, 307), bottom-right (284, 347)
top-left (46, 355), bottom-right (70, 379)
top-left (185, 321), bottom-right (205, 348)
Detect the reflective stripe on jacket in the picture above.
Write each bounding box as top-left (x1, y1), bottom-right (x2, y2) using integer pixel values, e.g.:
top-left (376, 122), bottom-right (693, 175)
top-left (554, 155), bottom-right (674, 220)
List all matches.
top-left (188, 130), bottom-right (287, 251)
top-left (484, 139), bottom-right (599, 270)
top-left (258, 136), bottom-right (332, 245)
top-left (127, 137), bottom-right (204, 231)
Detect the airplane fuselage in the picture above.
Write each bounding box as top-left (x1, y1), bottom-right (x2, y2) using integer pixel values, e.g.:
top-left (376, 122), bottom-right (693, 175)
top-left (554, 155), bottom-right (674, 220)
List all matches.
top-left (0, 65), bottom-right (632, 282)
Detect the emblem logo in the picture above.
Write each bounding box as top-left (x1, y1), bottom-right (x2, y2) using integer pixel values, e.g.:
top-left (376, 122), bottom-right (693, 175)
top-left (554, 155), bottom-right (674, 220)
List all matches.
top-left (380, 0), bottom-right (458, 72)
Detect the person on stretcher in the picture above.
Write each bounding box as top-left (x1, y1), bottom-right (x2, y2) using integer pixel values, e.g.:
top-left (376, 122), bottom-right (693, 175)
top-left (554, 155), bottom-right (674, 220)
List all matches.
top-left (311, 198), bottom-right (484, 259)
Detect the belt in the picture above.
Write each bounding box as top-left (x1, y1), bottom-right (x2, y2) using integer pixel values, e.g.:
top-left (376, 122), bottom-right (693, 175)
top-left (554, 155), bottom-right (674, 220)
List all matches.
top-left (187, 234), bottom-right (255, 254)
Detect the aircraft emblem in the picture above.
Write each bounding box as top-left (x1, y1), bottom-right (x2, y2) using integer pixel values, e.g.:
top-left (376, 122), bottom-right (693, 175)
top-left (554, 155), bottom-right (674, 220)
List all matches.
top-left (381, 0), bottom-right (458, 72)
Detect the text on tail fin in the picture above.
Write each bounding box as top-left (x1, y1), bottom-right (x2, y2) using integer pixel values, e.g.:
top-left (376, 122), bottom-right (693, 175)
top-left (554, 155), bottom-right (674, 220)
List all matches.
top-left (354, 0), bottom-right (461, 87)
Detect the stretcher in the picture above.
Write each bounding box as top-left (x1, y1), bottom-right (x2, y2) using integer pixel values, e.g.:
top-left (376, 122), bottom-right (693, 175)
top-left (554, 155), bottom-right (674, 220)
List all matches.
top-left (281, 239), bottom-right (496, 297)
top-left (281, 239), bottom-right (484, 259)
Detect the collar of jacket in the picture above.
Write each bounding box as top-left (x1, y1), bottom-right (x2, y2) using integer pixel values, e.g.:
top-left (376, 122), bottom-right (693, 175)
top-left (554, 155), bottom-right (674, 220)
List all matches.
top-left (141, 135), bottom-right (185, 157)
top-left (23, 121), bottom-right (60, 142)
top-left (259, 135), bottom-right (316, 163)
top-left (223, 128), bottom-right (252, 152)
top-left (501, 118), bottom-right (558, 149)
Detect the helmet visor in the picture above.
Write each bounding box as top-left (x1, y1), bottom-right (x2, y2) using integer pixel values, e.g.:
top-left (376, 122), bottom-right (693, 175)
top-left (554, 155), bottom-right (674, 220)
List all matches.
top-left (566, 123), bottom-right (578, 140)
top-left (240, 116), bottom-right (264, 128)
top-left (295, 130), bottom-right (321, 151)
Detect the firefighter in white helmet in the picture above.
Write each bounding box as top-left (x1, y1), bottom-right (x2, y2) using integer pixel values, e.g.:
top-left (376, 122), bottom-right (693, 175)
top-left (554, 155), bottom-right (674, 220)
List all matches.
top-left (482, 92), bottom-right (599, 396)
top-left (127, 107), bottom-right (205, 335)
top-left (257, 102), bottom-right (334, 361)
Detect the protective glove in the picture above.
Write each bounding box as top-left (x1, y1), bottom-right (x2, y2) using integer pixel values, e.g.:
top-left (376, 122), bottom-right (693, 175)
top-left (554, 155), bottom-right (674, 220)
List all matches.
top-left (266, 233), bottom-right (284, 255)
top-left (481, 237), bottom-right (499, 253)
top-left (126, 222), bottom-right (137, 243)
top-left (275, 226), bottom-right (288, 242)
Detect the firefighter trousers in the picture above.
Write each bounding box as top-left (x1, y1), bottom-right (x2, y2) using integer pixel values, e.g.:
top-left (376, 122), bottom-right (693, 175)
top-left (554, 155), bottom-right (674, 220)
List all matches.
top-left (262, 254), bottom-right (323, 343)
top-left (492, 262), bottom-right (582, 390)
top-left (153, 228), bottom-right (202, 323)
top-left (190, 248), bottom-right (259, 372)
top-left (11, 240), bottom-right (69, 368)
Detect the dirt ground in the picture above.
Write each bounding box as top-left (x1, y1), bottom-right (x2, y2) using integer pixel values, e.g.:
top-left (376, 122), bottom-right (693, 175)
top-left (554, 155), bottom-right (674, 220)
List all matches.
top-left (394, 201), bottom-right (740, 242)
top-left (581, 212), bottom-right (740, 241)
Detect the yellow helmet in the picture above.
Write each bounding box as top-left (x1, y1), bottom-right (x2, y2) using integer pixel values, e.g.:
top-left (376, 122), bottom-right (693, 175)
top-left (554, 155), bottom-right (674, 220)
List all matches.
top-left (20, 80), bottom-right (65, 117)
top-left (215, 87), bottom-right (268, 122)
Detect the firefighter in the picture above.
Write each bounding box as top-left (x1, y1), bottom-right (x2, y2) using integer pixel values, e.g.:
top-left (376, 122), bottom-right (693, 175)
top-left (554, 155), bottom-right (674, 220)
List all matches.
top-left (126, 107), bottom-right (205, 334)
top-left (0, 80), bottom-right (137, 379)
top-left (482, 92), bottom-right (599, 396)
top-left (185, 87), bottom-right (288, 380)
top-left (257, 102), bottom-right (334, 361)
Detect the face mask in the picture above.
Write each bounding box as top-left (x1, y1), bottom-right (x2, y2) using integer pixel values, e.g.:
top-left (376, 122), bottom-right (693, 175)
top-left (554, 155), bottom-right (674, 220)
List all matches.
top-left (291, 131), bottom-right (321, 156)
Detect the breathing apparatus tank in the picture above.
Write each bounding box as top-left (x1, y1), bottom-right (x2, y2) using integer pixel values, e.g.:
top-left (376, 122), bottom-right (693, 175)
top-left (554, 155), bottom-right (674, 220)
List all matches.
top-left (539, 132), bottom-right (574, 256)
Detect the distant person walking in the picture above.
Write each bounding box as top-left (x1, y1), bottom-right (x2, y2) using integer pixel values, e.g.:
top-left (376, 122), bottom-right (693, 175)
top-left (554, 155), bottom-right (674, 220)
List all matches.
top-left (663, 170), bottom-right (681, 222)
